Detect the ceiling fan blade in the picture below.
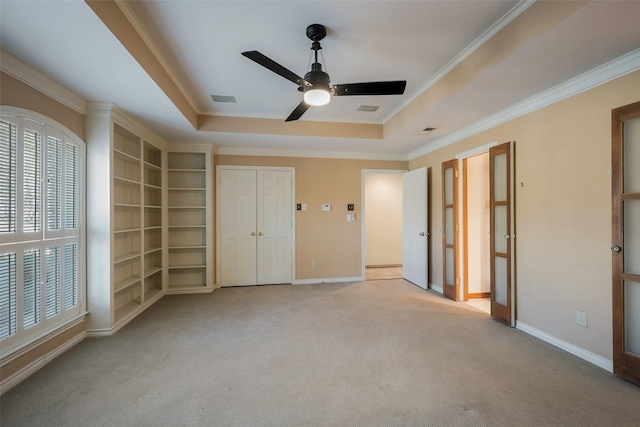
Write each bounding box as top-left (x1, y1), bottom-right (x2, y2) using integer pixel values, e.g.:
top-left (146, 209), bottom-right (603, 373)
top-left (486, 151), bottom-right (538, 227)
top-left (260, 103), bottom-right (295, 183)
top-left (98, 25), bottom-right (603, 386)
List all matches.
top-left (333, 81), bottom-right (407, 96)
top-left (285, 101), bottom-right (310, 122)
top-left (242, 51), bottom-right (309, 86)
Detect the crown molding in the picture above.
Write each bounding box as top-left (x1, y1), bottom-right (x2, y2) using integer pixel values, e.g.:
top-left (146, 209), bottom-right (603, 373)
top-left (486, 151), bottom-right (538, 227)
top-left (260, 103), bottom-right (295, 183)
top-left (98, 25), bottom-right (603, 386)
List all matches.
top-left (115, 0), bottom-right (201, 115)
top-left (408, 48), bottom-right (640, 160)
top-left (215, 145), bottom-right (408, 162)
top-left (0, 50), bottom-right (87, 114)
top-left (383, 0), bottom-right (536, 124)
top-left (86, 102), bottom-right (167, 148)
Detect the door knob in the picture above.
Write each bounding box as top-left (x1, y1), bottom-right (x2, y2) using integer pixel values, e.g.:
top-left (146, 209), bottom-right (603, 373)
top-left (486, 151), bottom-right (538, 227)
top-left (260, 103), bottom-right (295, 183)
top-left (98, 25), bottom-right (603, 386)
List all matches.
top-left (251, 232), bottom-right (256, 236)
top-left (611, 246), bottom-right (621, 252)
top-left (258, 232), bottom-right (263, 236)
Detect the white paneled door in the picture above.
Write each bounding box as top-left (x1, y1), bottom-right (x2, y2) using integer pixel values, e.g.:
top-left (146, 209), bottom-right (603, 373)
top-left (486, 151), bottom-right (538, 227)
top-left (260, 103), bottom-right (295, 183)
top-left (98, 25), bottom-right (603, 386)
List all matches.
top-left (220, 168), bottom-right (292, 287)
top-left (402, 167), bottom-right (428, 289)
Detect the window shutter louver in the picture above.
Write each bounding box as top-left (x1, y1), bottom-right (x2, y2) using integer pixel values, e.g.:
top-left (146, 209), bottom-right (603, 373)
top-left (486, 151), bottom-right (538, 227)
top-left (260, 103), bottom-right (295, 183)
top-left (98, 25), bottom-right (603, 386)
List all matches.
top-left (45, 246), bottom-right (60, 318)
top-left (64, 143), bottom-right (77, 229)
top-left (23, 249), bottom-right (41, 328)
top-left (0, 252), bottom-right (17, 339)
top-left (23, 129), bottom-right (42, 232)
top-left (64, 243), bottom-right (77, 309)
top-left (46, 136), bottom-right (61, 231)
top-left (0, 120), bottom-right (17, 234)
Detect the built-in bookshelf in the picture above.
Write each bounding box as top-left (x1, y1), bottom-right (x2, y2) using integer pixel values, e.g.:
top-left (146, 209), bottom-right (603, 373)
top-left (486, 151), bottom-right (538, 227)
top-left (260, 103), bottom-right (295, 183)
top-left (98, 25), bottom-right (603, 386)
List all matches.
top-left (87, 104), bottom-right (166, 335)
top-left (166, 146), bottom-right (212, 293)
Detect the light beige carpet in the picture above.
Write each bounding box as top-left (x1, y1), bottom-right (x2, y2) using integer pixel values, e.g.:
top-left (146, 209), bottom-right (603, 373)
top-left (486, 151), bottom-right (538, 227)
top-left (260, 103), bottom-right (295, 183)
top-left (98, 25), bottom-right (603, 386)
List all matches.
top-left (2, 279), bottom-right (639, 426)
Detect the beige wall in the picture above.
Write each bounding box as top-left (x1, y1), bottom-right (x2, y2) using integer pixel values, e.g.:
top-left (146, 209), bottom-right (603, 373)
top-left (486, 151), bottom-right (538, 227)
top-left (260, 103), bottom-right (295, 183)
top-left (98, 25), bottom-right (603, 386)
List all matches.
top-left (410, 70), bottom-right (640, 360)
top-left (215, 156), bottom-right (408, 279)
top-left (364, 172), bottom-right (403, 266)
top-left (0, 71), bottom-right (85, 140)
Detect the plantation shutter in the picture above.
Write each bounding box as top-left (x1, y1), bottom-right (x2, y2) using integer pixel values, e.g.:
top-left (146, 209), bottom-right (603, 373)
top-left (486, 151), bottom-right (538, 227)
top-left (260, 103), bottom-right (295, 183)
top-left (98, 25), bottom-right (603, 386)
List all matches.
top-left (64, 143), bottom-right (77, 230)
top-left (46, 136), bottom-right (62, 231)
top-left (45, 246), bottom-right (61, 318)
top-left (23, 249), bottom-right (41, 328)
top-left (64, 243), bottom-right (77, 309)
top-left (0, 252), bottom-right (17, 339)
top-left (0, 120), bottom-right (17, 234)
top-left (24, 128), bottom-right (42, 232)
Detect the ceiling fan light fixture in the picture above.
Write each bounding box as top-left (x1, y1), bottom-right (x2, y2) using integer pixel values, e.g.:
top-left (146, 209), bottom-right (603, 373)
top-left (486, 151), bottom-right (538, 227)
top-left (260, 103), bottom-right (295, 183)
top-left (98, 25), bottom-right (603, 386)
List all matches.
top-left (304, 87), bottom-right (331, 106)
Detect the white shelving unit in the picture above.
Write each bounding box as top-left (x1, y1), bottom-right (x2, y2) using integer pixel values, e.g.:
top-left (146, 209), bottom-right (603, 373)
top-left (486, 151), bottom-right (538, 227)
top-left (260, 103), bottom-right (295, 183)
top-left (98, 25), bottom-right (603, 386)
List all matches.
top-left (166, 144), bottom-right (213, 293)
top-left (87, 104), bottom-right (166, 335)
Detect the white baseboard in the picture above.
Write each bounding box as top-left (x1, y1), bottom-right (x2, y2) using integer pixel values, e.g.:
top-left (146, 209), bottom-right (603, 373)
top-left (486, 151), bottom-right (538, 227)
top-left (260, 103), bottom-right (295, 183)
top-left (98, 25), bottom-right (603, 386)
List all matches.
top-left (516, 321), bottom-right (613, 373)
top-left (293, 277), bottom-right (363, 285)
top-left (430, 283), bottom-right (443, 294)
top-left (0, 331), bottom-right (86, 394)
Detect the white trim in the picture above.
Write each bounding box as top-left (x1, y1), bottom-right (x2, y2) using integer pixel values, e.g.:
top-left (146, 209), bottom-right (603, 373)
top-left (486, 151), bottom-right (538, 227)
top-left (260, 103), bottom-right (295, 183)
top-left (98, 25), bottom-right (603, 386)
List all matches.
top-left (0, 330), bottom-right (85, 395)
top-left (293, 277), bottom-right (363, 285)
top-left (516, 321), bottom-right (613, 373)
top-left (430, 283), bottom-right (443, 294)
top-left (0, 50), bottom-right (86, 114)
top-left (455, 141), bottom-right (498, 160)
top-left (383, 0), bottom-right (535, 124)
top-left (408, 48), bottom-right (640, 160)
top-left (214, 145), bottom-right (408, 162)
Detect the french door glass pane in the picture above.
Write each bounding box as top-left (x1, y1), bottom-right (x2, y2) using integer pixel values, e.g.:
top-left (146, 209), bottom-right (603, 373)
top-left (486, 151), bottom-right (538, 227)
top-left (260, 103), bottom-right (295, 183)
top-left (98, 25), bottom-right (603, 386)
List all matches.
top-left (625, 200), bottom-right (640, 276)
top-left (445, 247), bottom-right (454, 285)
top-left (494, 153), bottom-right (507, 202)
top-left (624, 117), bottom-right (640, 193)
top-left (625, 280), bottom-right (640, 357)
top-left (445, 207), bottom-right (454, 245)
top-left (444, 167), bottom-right (453, 205)
top-left (494, 256), bottom-right (508, 306)
top-left (494, 205), bottom-right (507, 254)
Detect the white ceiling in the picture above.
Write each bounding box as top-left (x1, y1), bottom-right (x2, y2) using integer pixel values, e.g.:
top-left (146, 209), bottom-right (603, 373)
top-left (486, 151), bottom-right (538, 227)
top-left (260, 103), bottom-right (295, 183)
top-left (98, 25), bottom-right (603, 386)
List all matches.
top-left (1, 1), bottom-right (639, 158)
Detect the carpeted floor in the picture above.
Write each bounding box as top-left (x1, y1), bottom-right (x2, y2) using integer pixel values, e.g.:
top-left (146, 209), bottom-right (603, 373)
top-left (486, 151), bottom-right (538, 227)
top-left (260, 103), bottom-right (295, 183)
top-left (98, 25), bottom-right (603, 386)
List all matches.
top-left (2, 279), bottom-right (639, 426)
top-left (365, 266), bottom-right (403, 281)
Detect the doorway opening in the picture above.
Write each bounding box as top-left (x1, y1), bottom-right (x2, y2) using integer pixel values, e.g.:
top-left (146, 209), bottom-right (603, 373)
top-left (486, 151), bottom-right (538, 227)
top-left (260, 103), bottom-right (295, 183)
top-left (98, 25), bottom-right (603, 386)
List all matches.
top-left (362, 170), bottom-right (404, 281)
top-left (463, 153), bottom-right (491, 313)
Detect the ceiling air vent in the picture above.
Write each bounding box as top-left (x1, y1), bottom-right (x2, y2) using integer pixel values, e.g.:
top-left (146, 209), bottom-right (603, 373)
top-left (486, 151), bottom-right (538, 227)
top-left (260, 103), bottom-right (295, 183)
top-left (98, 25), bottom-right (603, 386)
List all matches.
top-left (357, 105), bottom-right (379, 112)
top-left (417, 127), bottom-right (436, 135)
top-left (211, 95), bottom-right (236, 103)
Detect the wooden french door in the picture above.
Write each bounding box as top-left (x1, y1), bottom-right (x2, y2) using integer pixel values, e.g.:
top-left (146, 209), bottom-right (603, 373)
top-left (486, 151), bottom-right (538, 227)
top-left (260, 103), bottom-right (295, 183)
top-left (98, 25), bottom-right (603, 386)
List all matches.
top-left (490, 142), bottom-right (515, 326)
top-left (402, 167), bottom-right (428, 289)
top-left (612, 100), bottom-right (640, 386)
top-left (219, 168), bottom-right (293, 287)
top-left (442, 160), bottom-right (459, 300)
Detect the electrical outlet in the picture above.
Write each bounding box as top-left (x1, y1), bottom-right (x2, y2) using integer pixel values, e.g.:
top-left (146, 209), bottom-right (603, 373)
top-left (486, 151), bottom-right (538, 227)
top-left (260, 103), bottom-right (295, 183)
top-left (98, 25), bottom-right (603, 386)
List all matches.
top-left (311, 261), bottom-right (316, 268)
top-left (576, 310), bottom-right (588, 328)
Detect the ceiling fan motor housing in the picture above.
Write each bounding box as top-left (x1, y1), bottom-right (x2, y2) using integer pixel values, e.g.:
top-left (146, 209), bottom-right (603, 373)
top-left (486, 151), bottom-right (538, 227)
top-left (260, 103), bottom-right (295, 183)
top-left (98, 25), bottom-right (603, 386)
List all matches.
top-left (304, 62), bottom-right (330, 90)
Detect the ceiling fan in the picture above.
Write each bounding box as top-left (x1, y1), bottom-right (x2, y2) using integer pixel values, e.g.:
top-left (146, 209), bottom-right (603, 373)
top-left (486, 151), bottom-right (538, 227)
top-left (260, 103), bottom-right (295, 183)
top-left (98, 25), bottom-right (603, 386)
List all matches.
top-left (242, 24), bottom-right (407, 122)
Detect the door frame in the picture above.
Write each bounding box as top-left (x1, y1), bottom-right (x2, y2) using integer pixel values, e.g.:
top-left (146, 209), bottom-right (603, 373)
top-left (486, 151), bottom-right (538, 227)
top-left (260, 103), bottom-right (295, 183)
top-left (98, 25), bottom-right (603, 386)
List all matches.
top-left (611, 100), bottom-right (640, 385)
top-left (360, 169), bottom-right (407, 279)
top-left (216, 165), bottom-right (296, 287)
top-left (454, 142), bottom-right (498, 301)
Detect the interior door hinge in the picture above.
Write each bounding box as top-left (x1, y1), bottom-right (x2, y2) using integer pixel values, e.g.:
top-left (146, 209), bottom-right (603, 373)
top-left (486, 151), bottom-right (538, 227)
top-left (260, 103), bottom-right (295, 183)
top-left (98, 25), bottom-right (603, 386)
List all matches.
top-left (456, 278), bottom-right (460, 285)
top-left (455, 170), bottom-right (459, 178)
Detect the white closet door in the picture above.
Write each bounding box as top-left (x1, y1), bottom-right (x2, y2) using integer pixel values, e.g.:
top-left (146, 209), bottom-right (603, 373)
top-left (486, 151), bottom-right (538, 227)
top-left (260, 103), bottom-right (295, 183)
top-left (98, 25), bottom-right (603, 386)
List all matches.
top-left (402, 167), bottom-right (428, 289)
top-left (257, 170), bottom-right (292, 285)
top-left (220, 169), bottom-right (257, 286)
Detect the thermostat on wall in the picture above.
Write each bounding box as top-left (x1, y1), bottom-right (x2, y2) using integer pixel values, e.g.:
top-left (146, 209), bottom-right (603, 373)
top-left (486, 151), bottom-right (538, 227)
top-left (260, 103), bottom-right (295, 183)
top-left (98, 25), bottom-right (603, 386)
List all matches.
top-left (321, 204), bottom-right (331, 212)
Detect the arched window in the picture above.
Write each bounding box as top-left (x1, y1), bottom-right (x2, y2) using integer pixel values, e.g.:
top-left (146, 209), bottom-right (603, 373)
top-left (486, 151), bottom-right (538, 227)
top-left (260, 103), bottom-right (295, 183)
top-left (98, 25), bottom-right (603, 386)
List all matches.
top-left (0, 107), bottom-right (85, 355)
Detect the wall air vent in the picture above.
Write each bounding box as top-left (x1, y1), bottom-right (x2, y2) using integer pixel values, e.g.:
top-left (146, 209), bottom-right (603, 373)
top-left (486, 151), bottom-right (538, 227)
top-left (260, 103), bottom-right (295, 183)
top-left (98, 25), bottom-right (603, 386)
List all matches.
top-left (211, 95), bottom-right (237, 103)
top-left (357, 105), bottom-right (379, 112)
